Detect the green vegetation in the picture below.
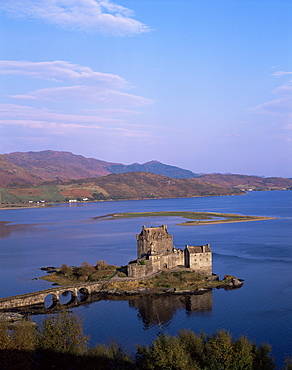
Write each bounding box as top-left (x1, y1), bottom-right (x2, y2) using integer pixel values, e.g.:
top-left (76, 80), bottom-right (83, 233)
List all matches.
top-left (40, 261), bottom-right (118, 285)
top-left (96, 211), bottom-right (275, 226)
top-left (40, 262), bottom-right (239, 292)
top-left (0, 311), bottom-right (289, 369)
top-left (0, 188), bottom-right (20, 203)
top-left (0, 185), bottom-right (66, 205)
top-left (105, 270), bottom-right (237, 292)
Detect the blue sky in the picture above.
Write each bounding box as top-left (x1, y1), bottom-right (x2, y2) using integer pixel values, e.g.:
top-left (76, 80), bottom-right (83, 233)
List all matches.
top-left (0, 0), bottom-right (291, 177)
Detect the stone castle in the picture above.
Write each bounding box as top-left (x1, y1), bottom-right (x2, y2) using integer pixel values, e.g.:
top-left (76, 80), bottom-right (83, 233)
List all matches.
top-left (127, 225), bottom-right (212, 278)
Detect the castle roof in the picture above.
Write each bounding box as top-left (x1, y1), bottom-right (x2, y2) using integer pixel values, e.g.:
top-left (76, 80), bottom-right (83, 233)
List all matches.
top-left (186, 245), bottom-right (211, 253)
top-left (139, 225), bottom-right (168, 235)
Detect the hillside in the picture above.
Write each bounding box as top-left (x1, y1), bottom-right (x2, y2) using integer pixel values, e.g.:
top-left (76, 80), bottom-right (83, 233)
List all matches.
top-left (0, 172), bottom-right (243, 204)
top-left (71, 172), bottom-right (243, 200)
top-left (3, 151), bottom-right (198, 185)
top-left (1, 151), bottom-right (291, 197)
top-left (5, 151), bottom-right (113, 183)
top-left (106, 160), bottom-right (198, 178)
top-left (0, 155), bottom-right (42, 186)
top-left (199, 174), bottom-right (292, 191)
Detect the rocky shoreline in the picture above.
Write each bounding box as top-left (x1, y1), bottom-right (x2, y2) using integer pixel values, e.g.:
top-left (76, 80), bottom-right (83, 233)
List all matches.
top-left (96, 275), bottom-right (244, 297)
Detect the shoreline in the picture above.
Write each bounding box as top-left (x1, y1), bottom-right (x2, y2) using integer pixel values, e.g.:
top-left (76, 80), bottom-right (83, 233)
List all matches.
top-left (0, 271), bottom-right (244, 312)
top-left (178, 216), bottom-right (277, 226)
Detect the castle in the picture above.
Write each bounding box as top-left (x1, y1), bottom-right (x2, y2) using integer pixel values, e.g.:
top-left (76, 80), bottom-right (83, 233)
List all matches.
top-left (127, 225), bottom-right (212, 278)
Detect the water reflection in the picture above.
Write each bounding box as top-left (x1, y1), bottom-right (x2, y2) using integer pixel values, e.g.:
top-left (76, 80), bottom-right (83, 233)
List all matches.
top-left (17, 292), bottom-right (213, 328)
top-left (128, 292), bottom-right (213, 329)
top-left (0, 221), bottom-right (40, 238)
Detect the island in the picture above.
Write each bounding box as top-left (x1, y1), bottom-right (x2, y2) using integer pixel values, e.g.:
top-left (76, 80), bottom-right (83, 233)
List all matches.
top-left (40, 224), bottom-right (244, 297)
top-left (93, 211), bottom-right (276, 226)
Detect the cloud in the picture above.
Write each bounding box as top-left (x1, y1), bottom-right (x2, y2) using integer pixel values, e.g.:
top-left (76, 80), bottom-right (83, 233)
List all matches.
top-left (0, 0), bottom-right (150, 36)
top-left (273, 85), bottom-right (292, 97)
top-left (250, 73), bottom-right (292, 121)
top-left (0, 103), bottom-right (154, 138)
top-left (0, 60), bottom-right (128, 87)
top-left (0, 60), bottom-right (154, 107)
top-left (85, 108), bottom-right (142, 118)
top-left (9, 85), bottom-right (153, 107)
top-left (0, 61), bottom-right (158, 143)
top-left (271, 71), bottom-right (292, 77)
top-left (252, 98), bottom-right (292, 116)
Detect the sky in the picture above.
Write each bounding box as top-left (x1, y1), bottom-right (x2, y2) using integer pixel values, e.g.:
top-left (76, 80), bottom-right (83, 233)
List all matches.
top-left (0, 0), bottom-right (291, 177)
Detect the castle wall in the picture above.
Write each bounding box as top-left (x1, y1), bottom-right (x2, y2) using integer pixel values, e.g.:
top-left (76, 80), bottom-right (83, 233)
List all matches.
top-left (127, 263), bottom-right (146, 279)
top-left (137, 225), bottom-right (173, 258)
top-left (185, 245), bottom-right (212, 276)
top-left (128, 249), bottom-right (185, 278)
top-left (147, 249), bottom-right (185, 273)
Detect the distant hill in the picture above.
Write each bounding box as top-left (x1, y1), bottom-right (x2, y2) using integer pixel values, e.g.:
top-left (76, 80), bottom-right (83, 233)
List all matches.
top-left (1, 172), bottom-right (243, 204)
top-left (4, 151), bottom-right (112, 183)
top-left (0, 155), bottom-right (42, 186)
top-left (3, 151), bottom-right (198, 186)
top-left (199, 174), bottom-right (292, 191)
top-left (71, 172), bottom-right (242, 199)
top-left (1, 151), bottom-right (291, 195)
top-left (105, 160), bottom-right (198, 179)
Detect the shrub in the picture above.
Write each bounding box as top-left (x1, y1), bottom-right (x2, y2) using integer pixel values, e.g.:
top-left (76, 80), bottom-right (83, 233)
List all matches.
top-left (96, 260), bottom-right (109, 271)
top-left (60, 264), bottom-right (70, 276)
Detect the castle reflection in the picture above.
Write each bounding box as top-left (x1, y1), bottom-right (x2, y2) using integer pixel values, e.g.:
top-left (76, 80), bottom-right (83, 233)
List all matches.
top-left (128, 292), bottom-right (213, 329)
top-left (15, 290), bottom-right (213, 326)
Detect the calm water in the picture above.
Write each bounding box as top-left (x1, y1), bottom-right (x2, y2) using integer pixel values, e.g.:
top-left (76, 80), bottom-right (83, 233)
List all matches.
top-left (0, 191), bottom-right (291, 366)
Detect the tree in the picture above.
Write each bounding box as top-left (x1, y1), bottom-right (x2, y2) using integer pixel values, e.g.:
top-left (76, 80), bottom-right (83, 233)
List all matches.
top-left (96, 260), bottom-right (108, 271)
top-left (136, 333), bottom-right (195, 369)
top-left (60, 264), bottom-right (70, 277)
top-left (37, 311), bottom-right (89, 368)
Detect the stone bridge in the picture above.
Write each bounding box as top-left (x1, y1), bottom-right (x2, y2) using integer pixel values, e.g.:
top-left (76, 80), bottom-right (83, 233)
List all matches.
top-left (0, 281), bottom-right (107, 311)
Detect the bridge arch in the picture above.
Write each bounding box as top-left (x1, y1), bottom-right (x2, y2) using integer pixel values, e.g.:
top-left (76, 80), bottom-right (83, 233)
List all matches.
top-left (44, 293), bottom-right (58, 309)
top-left (59, 290), bottom-right (77, 305)
top-left (78, 287), bottom-right (89, 302)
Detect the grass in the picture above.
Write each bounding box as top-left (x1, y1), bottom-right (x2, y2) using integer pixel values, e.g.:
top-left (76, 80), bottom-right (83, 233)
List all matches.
top-left (2, 185), bottom-right (66, 203)
top-left (40, 264), bottom-right (232, 292)
top-left (106, 270), bottom-right (227, 292)
top-left (39, 264), bottom-right (119, 285)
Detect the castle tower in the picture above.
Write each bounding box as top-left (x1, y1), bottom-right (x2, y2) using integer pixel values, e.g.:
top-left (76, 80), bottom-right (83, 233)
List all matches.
top-left (136, 225), bottom-right (173, 258)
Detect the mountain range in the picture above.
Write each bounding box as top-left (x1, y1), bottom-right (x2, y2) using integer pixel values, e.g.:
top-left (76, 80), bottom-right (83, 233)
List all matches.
top-left (3, 150), bottom-right (197, 186)
top-left (0, 151), bottom-right (291, 204)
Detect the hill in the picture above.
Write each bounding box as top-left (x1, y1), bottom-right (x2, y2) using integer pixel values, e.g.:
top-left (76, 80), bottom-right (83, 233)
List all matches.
top-left (0, 155), bottom-right (42, 186)
top-left (0, 172), bottom-right (243, 204)
top-left (106, 160), bottom-right (198, 178)
top-left (199, 174), bottom-right (292, 191)
top-left (70, 172), bottom-right (242, 200)
top-left (1, 151), bottom-right (291, 199)
top-left (3, 151), bottom-right (198, 185)
top-left (4, 151), bottom-right (113, 183)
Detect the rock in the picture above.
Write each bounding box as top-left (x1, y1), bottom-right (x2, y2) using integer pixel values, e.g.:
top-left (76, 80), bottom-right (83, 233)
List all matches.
top-left (0, 312), bottom-right (24, 322)
top-left (174, 289), bottom-right (192, 295)
top-left (163, 288), bottom-right (176, 293)
top-left (230, 278), bottom-right (244, 287)
top-left (40, 266), bottom-right (58, 272)
top-left (207, 274), bottom-right (219, 281)
top-left (137, 287), bottom-right (148, 293)
top-left (125, 290), bottom-right (138, 295)
top-left (0, 312), bottom-right (37, 329)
